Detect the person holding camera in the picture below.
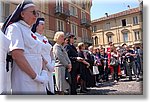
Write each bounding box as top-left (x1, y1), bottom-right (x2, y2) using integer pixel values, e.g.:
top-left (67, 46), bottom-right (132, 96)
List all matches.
top-left (124, 45), bottom-right (136, 81)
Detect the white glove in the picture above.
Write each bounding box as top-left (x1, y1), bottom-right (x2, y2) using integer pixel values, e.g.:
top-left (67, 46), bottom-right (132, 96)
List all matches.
top-left (51, 60), bottom-right (55, 66)
top-left (34, 75), bottom-right (48, 85)
top-left (34, 70), bottom-right (49, 85)
top-left (46, 61), bottom-right (55, 72)
top-left (41, 70), bottom-right (48, 76)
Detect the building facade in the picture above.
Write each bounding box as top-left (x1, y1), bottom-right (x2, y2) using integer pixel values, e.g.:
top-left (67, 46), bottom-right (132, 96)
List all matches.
top-left (91, 6), bottom-right (143, 48)
top-left (47, 0), bottom-right (92, 45)
top-left (0, 0), bottom-right (92, 45)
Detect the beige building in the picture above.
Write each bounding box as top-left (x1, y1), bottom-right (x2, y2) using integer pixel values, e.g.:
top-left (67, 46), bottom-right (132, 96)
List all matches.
top-left (91, 7), bottom-right (143, 48)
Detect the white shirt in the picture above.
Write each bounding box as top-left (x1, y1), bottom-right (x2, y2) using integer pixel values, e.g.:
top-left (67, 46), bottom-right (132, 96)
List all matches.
top-left (0, 31), bottom-right (10, 94)
top-left (34, 32), bottom-right (54, 71)
top-left (34, 32), bottom-right (55, 93)
top-left (5, 20), bottom-right (46, 94)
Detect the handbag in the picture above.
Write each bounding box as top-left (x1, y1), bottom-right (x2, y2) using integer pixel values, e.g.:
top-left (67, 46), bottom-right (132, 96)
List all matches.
top-left (93, 66), bottom-right (99, 75)
top-left (65, 69), bottom-right (72, 85)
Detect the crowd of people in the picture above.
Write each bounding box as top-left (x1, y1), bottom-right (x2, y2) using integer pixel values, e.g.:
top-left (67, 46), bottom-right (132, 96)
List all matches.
top-left (0, 0), bottom-right (143, 95)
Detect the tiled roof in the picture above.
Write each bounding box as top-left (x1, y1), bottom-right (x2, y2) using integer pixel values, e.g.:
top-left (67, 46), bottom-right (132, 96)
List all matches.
top-left (92, 7), bottom-right (140, 23)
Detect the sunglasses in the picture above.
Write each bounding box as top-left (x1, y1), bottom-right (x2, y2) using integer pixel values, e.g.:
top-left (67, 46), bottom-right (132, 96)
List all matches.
top-left (29, 10), bottom-right (39, 17)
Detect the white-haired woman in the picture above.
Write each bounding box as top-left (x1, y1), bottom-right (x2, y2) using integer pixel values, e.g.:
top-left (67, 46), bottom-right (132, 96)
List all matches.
top-left (53, 31), bottom-right (72, 95)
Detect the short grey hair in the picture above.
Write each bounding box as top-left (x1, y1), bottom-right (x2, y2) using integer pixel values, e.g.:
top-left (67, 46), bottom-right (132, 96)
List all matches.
top-left (53, 31), bottom-right (64, 42)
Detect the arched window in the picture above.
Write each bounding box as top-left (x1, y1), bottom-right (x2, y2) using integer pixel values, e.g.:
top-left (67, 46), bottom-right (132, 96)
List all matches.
top-left (107, 35), bottom-right (113, 43)
top-left (106, 32), bottom-right (114, 44)
top-left (95, 36), bottom-right (98, 46)
top-left (92, 37), bottom-right (94, 45)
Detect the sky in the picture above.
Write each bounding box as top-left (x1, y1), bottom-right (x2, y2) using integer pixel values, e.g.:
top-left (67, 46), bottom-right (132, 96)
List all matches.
top-left (91, 0), bottom-right (140, 20)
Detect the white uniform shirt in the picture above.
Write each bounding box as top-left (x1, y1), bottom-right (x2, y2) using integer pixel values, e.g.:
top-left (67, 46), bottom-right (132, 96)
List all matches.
top-left (0, 31), bottom-right (10, 94)
top-left (34, 32), bottom-right (54, 71)
top-left (5, 20), bottom-right (46, 94)
top-left (34, 32), bottom-right (55, 93)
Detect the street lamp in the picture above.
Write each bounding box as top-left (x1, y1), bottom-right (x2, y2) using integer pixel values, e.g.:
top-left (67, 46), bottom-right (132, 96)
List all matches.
top-left (127, 5), bottom-right (130, 9)
top-left (105, 13), bottom-right (108, 17)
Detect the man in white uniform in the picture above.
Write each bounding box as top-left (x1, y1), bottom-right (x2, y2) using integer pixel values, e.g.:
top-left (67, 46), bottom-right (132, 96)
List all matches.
top-left (31, 18), bottom-right (55, 94)
top-left (1, 0), bottom-right (49, 95)
top-left (0, 30), bottom-right (10, 94)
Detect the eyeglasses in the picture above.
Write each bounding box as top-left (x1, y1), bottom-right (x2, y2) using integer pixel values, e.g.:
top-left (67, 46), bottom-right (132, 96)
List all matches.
top-left (29, 10), bottom-right (39, 17)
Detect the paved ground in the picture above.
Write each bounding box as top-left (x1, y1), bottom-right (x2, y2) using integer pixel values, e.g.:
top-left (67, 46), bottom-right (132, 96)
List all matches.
top-left (77, 76), bottom-right (143, 95)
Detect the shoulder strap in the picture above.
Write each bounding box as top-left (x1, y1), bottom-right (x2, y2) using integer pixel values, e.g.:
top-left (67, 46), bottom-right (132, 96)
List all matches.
top-left (6, 54), bottom-right (13, 72)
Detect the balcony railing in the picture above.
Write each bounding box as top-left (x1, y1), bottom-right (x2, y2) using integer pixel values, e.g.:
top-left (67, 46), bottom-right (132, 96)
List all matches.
top-left (54, 6), bottom-right (70, 19)
top-left (81, 18), bottom-right (91, 28)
